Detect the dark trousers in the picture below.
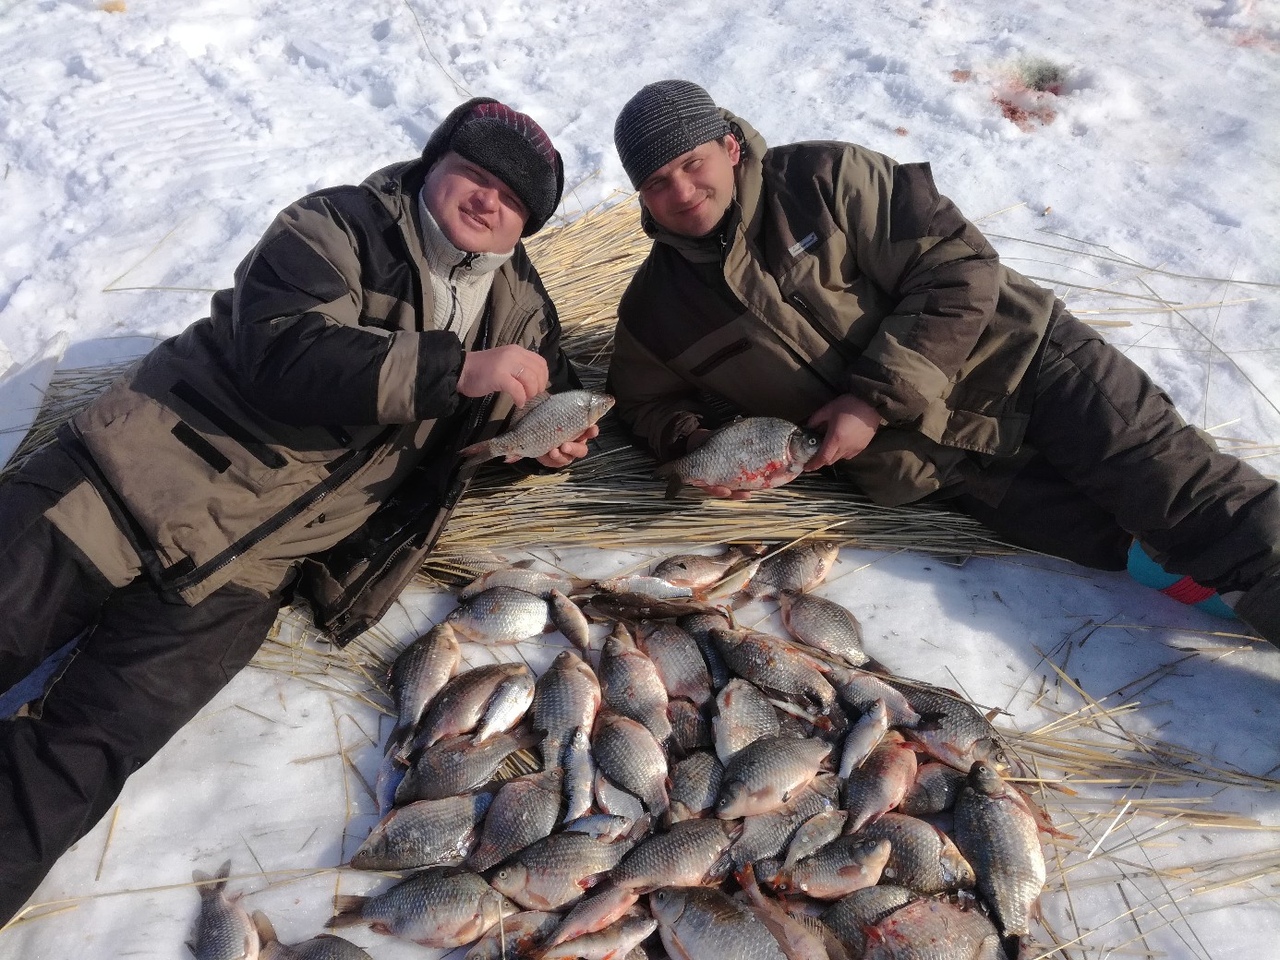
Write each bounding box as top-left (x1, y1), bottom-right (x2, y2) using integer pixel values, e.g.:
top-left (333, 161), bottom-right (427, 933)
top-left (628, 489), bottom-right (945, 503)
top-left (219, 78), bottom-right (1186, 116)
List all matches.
top-left (0, 447), bottom-right (285, 923)
top-left (951, 315), bottom-right (1280, 603)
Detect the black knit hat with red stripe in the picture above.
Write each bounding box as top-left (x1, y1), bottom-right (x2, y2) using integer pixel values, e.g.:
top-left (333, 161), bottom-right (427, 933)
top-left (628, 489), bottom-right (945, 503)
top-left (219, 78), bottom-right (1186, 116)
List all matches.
top-left (421, 97), bottom-right (564, 236)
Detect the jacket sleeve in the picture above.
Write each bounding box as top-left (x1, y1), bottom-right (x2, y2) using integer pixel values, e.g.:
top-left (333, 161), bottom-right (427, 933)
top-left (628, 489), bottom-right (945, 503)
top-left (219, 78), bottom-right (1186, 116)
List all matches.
top-left (226, 191), bottom-right (466, 427)
top-left (834, 152), bottom-right (1002, 425)
top-left (607, 290), bottom-right (713, 461)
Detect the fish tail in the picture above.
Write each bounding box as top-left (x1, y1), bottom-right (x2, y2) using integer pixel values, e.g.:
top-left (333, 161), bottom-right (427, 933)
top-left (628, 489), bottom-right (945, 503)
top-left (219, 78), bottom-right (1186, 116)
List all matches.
top-left (191, 859), bottom-right (231, 891)
top-left (326, 895), bottom-right (368, 928)
top-left (251, 910), bottom-right (279, 944)
top-left (458, 439), bottom-right (496, 466)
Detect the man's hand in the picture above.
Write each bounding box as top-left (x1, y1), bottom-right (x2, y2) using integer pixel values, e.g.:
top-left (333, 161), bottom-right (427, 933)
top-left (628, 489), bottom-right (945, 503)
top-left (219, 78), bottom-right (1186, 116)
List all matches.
top-left (534, 424), bottom-right (601, 468)
top-left (458, 344), bottom-right (549, 407)
top-left (804, 394), bottom-right (883, 470)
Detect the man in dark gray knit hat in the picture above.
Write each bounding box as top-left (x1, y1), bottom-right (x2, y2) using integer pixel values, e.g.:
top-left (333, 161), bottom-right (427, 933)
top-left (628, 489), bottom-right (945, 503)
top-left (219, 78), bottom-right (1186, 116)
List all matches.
top-left (607, 79), bottom-right (1280, 648)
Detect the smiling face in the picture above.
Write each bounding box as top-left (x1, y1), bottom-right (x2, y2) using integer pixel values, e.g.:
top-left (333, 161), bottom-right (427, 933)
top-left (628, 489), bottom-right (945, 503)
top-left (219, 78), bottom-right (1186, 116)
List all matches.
top-left (423, 150), bottom-right (529, 253)
top-left (638, 134), bottom-right (741, 238)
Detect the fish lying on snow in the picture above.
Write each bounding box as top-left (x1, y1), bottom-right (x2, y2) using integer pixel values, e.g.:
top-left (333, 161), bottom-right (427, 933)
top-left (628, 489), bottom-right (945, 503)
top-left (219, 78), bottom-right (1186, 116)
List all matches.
top-left (189, 861), bottom-right (258, 960)
top-left (335, 541), bottom-right (1051, 960)
top-left (459, 389), bottom-right (614, 466)
top-left (655, 417), bottom-right (821, 498)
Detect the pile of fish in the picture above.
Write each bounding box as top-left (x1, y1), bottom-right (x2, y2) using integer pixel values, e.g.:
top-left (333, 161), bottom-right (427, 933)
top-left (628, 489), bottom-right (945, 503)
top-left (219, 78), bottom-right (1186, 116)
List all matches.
top-left (194, 540), bottom-right (1052, 960)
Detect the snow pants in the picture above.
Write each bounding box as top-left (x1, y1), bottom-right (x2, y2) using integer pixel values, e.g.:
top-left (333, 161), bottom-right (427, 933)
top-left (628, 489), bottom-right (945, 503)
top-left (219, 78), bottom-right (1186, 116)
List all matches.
top-left (0, 444), bottom-right (286, 925)
top-left (949, 314), bottom-right (1280, 643)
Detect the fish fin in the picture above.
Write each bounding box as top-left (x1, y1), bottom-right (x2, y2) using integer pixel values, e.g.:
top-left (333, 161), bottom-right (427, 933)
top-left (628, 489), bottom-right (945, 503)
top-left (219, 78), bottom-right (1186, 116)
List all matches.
top-left (458, 440), bottom-right (497, 466)
top-left (251, 910), bottom-right (279, 944)
top-left (326, 895), bottom-right (368, 928)
top-left (191, 859), bottom-right (231, 891)
top-left (663, 475), bottom-right (683, 500)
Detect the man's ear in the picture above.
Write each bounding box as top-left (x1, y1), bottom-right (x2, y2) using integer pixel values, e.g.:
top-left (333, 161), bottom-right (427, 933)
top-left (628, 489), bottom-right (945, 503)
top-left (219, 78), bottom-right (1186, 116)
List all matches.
top-left (725, 134), bottom-right (742, 166)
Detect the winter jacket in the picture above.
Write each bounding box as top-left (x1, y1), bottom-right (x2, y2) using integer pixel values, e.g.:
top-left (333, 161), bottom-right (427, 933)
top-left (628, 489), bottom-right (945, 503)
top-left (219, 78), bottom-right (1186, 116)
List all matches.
top-left (608, 111), bottom-right (1058, 505)
top-left (64, 156), bottom-right (575, 642)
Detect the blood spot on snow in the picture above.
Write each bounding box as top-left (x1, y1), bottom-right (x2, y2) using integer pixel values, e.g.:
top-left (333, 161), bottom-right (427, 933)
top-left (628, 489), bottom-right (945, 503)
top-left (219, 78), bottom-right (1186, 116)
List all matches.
top-left (992, 94), bottom-right (1057, 131)
top-left (951, 70), bottom-right (972, 82)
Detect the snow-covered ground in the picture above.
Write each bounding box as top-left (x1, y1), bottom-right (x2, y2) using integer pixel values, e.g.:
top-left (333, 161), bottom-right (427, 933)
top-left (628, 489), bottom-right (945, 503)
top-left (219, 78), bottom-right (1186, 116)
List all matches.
top-left (1, 1), bottom-right (1278, 958)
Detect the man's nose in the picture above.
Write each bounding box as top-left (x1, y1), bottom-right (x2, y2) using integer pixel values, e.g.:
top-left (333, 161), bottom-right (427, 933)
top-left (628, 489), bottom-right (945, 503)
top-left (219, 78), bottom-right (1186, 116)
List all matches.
top-left (473, 186), bottom-right (500, 211)
top-left (671, 174), bottom-right (697, 203)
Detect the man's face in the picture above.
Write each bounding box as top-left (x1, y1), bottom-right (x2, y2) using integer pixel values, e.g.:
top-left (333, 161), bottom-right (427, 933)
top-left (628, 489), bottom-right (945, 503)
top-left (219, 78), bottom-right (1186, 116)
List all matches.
top-left (423, 151), bottom-right (529, 253)
top-left (638, 135), bottom-right (741, 238)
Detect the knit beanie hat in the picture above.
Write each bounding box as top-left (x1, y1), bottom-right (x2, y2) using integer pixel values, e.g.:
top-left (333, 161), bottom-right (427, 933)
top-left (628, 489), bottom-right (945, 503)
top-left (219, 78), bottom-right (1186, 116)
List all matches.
top-left (614, 80), bottom-right (732, 189)
top-left (421, 97), bottom-right (565, 236)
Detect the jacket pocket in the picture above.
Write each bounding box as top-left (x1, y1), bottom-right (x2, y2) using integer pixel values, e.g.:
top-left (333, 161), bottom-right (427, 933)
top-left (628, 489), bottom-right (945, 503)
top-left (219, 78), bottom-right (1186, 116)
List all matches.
top-left (689, 337), bottom-right (752, 376)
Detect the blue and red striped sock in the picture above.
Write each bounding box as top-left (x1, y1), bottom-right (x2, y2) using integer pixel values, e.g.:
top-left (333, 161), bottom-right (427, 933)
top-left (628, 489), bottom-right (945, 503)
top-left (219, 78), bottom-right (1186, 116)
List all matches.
top-left (1126, 541), bottom-right (1238, 620)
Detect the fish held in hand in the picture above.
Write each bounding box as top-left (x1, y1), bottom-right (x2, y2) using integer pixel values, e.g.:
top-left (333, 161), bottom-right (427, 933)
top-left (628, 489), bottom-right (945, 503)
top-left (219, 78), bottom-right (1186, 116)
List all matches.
top-left (459, 389), bottom-right (614, 465)
top-left (656, 417), bottom-right (821, 498)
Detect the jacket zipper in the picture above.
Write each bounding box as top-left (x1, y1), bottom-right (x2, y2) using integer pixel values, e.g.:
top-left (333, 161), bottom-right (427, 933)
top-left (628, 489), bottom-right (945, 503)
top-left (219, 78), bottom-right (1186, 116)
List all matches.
top-left (443, 252), bottom-right (479, 332)
top-left (164, 427), bottom-right (396, 594)
top-left (327, 303), bottom-right (534, 631)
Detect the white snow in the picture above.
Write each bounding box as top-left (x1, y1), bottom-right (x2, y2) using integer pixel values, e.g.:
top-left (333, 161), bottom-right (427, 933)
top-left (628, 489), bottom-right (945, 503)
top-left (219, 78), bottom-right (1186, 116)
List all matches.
top-left (1, 1), bottom-right (1278, 958)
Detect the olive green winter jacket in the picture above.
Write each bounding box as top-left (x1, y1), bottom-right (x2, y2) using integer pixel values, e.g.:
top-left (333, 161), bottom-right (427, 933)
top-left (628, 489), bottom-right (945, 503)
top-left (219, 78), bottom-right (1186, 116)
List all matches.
top-left (65, 156), bottom-right (573, 640)
top-left (608, 111), bottom-right (1057, 505)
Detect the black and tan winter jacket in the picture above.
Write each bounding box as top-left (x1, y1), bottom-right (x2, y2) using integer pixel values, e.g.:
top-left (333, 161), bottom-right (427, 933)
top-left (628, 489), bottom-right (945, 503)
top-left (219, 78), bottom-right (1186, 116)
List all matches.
top-left (65, 157), bottom-right (573, 641)
top-left (608, 111), bottom-right (1059, 505)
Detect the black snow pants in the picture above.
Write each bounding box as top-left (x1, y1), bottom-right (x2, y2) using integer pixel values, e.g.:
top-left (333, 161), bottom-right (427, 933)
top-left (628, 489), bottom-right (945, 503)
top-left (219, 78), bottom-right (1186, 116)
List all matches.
top-left (950, 314), bottom-right (1280, 643)
top-left (0, 444), bottom-right (286, 925)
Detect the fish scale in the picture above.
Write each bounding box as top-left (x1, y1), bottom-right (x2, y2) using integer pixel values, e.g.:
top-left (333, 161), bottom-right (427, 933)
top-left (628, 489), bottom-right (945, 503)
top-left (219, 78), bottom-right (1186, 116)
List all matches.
top-left (327, 867), bottom-right (518, 948)
top-left (445, 586), bottom-right (552, 645)
top-left (654, 417), bottom-right (821, 498)
top-left (952, 761), bottom-right (1046, 940)
top-left (610, 819), bottom-right (738, 892)
top-left (189, 861), bottom-right (258, 960)
top-left (489, 832), bottom-right (634, 911)
top-left (591, 711), bottom-right (670, 818)
top-left (651, 886), bottom-right (788, 960)
top-left (744, 541), bottom-right (840, 599)
top-left (778, 590), bottom-right (869, 667)
top-left (599, 628), bottom-right (672, 743)
top-left (533, 650), bottom-right (602, 760)
top-left (468, 769), bottom-right (564, 872)
top-left (351, 792), bottom-right (492, 871)
top-left (387, 623), bottom-right (460, 742)
top-left (459, 389), bottom-right (614, 466)
top-left (717, 735), bottom-right (831, 819)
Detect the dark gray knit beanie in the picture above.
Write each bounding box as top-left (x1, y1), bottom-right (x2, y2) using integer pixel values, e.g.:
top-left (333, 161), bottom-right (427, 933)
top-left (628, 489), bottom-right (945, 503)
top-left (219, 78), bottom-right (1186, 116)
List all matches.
top-left (614, 80), bottom-right (732, 189)
top-left (421, 97), bottom-right (564, 236)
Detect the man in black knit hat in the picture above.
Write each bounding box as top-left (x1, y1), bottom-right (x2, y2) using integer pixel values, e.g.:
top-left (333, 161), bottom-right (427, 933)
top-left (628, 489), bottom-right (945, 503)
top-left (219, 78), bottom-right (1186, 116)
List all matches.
top-left (608, 79), bottom-right (1280, 647)
top-left (0, 97), bottom-right (596, 922)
